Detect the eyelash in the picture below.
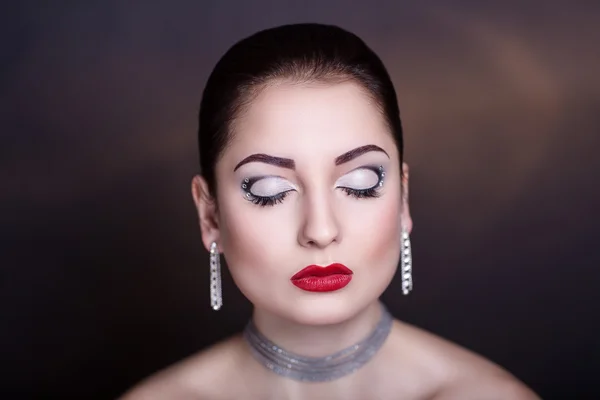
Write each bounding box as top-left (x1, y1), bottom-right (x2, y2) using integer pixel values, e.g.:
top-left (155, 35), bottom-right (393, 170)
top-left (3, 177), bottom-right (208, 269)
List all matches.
top-left (340, 187), bottom-right (382, 199)
top-left (247, 186), bottom-right (380, 207)
top-left (243, 166), bottom-right (384, 207)
top-left (247, 191), bottom-right (291, 207)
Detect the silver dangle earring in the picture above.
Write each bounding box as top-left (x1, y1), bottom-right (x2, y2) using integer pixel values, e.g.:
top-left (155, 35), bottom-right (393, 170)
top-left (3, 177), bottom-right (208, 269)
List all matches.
top-left (209, 242), bottom-right (222, 310)
top-left (401, 228), bottom-right (413, 295)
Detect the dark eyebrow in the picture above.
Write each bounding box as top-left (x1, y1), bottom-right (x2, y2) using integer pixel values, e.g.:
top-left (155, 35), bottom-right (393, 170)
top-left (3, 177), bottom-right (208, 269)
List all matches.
top-left (334, 144), bottom-right (389, 165)
top-left (233, 153), bottom-right (296, 171)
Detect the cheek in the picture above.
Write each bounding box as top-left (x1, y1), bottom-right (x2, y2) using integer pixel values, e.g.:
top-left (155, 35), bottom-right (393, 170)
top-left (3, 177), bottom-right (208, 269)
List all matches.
top-left (344, 193), bottom-right (402, 272)
top-left (217, 196), bottom-right (294, 278)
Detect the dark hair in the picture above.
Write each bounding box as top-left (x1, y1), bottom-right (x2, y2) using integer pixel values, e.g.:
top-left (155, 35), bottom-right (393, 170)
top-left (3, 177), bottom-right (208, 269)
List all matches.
top-left (198, 23), bottom-right (404, 198)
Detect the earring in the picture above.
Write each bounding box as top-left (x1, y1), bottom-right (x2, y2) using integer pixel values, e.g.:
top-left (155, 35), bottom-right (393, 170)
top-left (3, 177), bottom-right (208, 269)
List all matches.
top-left (401, 229), bottom-right (413, 295)
top-left (210, 242), bottom-right (222, 310)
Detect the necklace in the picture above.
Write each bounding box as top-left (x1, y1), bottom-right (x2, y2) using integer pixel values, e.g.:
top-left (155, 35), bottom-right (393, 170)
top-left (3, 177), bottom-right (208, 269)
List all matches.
top-left (242, 303), bottom-right (393, 382)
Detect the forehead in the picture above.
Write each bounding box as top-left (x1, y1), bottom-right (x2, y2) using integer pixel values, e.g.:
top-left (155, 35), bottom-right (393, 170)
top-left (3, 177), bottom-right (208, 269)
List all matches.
top-left (224, 81), bottom-right (396, 166)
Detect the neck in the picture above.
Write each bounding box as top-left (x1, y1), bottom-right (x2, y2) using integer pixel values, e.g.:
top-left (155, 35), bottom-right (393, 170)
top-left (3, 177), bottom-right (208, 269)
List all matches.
top-left (250, 300), bottom-right (384, 358)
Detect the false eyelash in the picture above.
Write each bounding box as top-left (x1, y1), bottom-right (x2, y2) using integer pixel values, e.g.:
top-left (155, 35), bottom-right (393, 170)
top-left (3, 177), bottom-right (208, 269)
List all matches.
top-left (246, 191), bottom-right (290, 207)
top-left (341, 187), bottom-right (382, 199)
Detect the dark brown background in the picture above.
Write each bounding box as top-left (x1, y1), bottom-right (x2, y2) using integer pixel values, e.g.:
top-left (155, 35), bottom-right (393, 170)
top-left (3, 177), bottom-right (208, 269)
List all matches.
top-left (2, 1), bottom-right (599, 398)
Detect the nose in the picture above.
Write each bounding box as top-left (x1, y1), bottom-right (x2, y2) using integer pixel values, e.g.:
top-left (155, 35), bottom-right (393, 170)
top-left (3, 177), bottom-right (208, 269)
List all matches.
top-left (298, 190), bottom-right (340, 249)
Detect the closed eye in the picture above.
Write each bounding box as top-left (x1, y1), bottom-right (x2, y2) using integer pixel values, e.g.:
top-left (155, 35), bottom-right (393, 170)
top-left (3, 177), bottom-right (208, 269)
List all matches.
top-left (336, 166), bottom-right (384, 199)
top-left (242, 176), bottom-right (297, 207)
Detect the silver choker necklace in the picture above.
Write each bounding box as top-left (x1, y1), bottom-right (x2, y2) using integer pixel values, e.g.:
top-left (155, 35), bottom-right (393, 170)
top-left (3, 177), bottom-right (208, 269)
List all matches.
top-left (243, 303), bottom-right (393, 382)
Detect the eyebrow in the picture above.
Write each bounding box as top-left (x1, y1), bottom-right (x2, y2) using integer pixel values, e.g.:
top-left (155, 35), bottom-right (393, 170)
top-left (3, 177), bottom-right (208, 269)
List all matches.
top-left (233, 144), bottom-right (389, 171)
top-left (334, 144), bottom-right (389, 165)
top-left (233, 154), bottom-right (295, 171)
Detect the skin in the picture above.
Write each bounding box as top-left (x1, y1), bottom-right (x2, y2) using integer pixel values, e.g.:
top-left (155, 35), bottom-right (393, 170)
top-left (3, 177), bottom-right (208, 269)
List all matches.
top-left (120, 82), bottom-right (540, 400)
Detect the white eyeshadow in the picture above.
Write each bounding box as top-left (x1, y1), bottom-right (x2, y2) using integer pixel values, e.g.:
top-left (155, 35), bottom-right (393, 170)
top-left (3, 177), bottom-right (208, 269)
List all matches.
top-left (248, 177), bottom-right (295, 197)
top-left (336, 168), bottom-right (380, 190)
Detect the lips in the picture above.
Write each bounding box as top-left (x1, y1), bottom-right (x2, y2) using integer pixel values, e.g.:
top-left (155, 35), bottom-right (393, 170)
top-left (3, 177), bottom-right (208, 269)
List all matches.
top-left (290, 263), bottom-right (353, 292)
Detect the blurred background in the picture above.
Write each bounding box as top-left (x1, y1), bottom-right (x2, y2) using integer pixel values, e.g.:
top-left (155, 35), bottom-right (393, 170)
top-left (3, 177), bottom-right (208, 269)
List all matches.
top-left (2, 1), bottom-right (599, 398)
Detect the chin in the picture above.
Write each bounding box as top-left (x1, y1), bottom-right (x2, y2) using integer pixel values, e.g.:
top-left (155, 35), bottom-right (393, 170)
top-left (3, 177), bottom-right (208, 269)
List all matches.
top-left (283, 290), bottom-right (372, 326)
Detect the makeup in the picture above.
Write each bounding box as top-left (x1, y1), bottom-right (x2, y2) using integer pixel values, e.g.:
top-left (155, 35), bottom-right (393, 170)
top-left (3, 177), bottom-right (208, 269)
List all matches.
top-left (337, 165), bottom-right (385, 199)
top-left (290, 263), bottom-right (353, 292)
top-left (241, 176), bottom-right (295, 206)
top-left (241, 165), bottom-right (386, 207)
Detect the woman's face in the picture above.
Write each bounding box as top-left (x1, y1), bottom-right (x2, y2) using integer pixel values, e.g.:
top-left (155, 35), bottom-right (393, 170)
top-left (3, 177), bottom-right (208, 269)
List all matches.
top-left (193, 81), bottom-right (412, 325)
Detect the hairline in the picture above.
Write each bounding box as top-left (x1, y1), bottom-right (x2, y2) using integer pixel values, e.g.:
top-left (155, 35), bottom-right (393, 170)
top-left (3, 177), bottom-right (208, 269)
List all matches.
top-left (217, 76), bottom-right (396, 169)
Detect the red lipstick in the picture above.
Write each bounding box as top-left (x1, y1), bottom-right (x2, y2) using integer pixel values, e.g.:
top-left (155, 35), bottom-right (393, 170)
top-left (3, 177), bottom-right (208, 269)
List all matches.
top-left (290, 263), bottom-right (353, 292)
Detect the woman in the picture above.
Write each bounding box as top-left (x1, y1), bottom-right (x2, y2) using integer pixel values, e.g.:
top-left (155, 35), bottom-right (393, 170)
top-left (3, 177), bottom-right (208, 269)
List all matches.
top-left (121, 23), bottom-right (539, 399)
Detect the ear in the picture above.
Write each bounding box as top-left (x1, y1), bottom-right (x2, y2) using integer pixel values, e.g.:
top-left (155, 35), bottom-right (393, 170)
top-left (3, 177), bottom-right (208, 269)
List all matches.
top-left (191, 175), bottom-right (220, 252)
top-left (400, 162), bottom-right (413, 235)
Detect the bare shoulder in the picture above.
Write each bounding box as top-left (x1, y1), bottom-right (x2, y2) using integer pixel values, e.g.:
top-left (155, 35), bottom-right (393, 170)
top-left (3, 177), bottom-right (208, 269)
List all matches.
top-left (433, 377), bottom-right (541, 400)
top-left (389, 320), bottom-right (540, 399)
top-left (118, 335), bottom-right (246, 400)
